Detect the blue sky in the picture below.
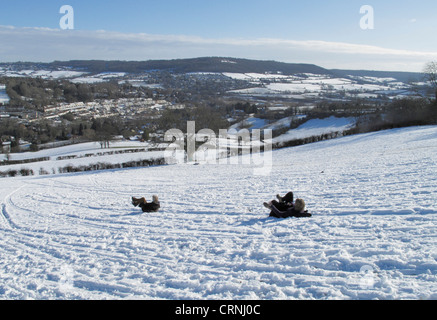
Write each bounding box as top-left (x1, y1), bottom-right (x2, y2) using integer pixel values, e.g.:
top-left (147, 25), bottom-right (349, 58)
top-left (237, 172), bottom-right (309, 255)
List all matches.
top-left (1, 0), bottom-right (437, 71)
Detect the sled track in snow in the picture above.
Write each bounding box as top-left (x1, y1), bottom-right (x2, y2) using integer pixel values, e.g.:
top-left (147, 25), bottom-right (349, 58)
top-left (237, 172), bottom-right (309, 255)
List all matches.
top-left (0, 203), bottom-right (13, 230)
top-left (0, 185), bottom-right (28, 230)
top-left (0, 202), bottom-right (22, 230)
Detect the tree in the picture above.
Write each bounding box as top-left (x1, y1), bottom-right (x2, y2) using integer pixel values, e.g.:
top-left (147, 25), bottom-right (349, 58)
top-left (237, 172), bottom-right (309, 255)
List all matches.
top-left (78, 123), bottom-right (84, 136)
top-left (142, 129), bottom-right (150, 141)
top-left (90, 118), bottom-right (121, 148)
top-left (423, 61), bottom-right (437, 101)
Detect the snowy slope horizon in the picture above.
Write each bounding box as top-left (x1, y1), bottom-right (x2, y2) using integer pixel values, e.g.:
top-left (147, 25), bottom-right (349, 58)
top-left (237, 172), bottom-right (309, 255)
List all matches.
top-left (1, 125), bottom-right (437, 300)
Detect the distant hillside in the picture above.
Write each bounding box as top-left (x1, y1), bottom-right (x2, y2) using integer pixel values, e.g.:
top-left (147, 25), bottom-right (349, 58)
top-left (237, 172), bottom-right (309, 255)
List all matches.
top-left (50, 57), bottom-right (332, 75)
top-left (2, 57), bottom-right (424, 82)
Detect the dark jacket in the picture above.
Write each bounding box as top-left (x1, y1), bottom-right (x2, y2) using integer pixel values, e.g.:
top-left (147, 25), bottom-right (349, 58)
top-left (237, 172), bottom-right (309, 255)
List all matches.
top-left (139, 201), bottom-right (160, 213)
top-left (281, 192), bottom-right (294, 206)
top-left (269, 204), bottom-right (311, 219)
top-left (270, 200), bottom-right (291, 212)
top-left (268, 192), bottom-right (294, 215)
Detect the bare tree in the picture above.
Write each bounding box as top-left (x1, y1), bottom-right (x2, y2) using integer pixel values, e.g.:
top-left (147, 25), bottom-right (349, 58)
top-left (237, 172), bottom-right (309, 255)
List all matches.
top-left (423, 61), bottom-right (437, 100)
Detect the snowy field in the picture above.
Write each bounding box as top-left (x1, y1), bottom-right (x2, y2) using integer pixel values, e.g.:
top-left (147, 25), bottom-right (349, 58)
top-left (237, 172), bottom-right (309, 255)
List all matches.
top-left (225, 72), bottom-right (412, 100)
top-left (0, 140), bottom-right (163, 176)
top-left (1, 126), bottom-right (437, 300)
top-left (273, 116), bottom-right (356, 144)
top-left (0, 68), bottom-right (86, 79)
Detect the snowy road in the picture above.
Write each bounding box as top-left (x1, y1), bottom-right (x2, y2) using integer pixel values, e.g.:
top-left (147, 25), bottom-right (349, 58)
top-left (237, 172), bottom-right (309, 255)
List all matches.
top-left (1, 126), bottom-right (436, 299)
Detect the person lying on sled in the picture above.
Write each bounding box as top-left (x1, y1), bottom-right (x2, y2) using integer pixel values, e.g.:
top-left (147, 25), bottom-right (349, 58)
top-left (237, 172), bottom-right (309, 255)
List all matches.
top-left (264, 194), bottom-right (311, 218)
top-left (132, 195), bottom-right (160, 213)
top-left (270, 192), bottom-right (295, 212)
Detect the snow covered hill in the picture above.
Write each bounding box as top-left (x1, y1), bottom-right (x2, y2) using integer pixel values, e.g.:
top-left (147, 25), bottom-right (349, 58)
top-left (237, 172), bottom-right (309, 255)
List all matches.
top-left (1, 126), bottom-right (436, 300)
top-left (273, 116), bottom-right (356, 144)
top-left (1, 58), bottom-right (427, 103)
top-left (1, 116), bottom-right (355, 178)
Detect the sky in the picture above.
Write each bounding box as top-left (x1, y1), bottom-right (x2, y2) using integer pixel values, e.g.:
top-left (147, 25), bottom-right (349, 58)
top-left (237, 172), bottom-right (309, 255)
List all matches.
top-left (1, 0), bottom-right (437, 71)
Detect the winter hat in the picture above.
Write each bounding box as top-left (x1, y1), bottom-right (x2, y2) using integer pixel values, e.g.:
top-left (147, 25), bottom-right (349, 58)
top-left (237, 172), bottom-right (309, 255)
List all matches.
top-left (294, 199), bottom-right (305, 212)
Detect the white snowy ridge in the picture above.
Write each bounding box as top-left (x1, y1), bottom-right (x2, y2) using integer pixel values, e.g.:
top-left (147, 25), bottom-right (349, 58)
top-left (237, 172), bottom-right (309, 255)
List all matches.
top-left (0, 125), bottom-right (436, 299)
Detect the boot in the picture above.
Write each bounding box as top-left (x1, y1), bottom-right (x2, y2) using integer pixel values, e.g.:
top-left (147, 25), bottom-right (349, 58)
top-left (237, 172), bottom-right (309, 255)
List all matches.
top-left (132, 197), bottom-right (143, 207)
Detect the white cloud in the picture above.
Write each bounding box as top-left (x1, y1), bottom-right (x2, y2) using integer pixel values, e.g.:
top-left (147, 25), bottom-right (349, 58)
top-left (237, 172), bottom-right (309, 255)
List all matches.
top-left (1, 25), bottom-right (436, 72)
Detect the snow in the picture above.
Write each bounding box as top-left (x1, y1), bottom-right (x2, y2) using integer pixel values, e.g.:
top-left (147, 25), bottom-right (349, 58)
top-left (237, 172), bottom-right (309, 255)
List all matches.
top-left (221, 59), bottom-right (237, 64)
top-left (95, 72), bottom-right (127, 79)
top-left (265, 80), bottom-right (390, 94)
top-left (223, 73), bottom-right (290, 81)
top-left (229, 117), bottom-right (269, 131)
top-left (0, 140), bottom-right (162, 175)
top-left (226, 73), bottom-right (409, 100)
top-left (4, 141), bottom-right (148, 162)
top-left (70, 77), bottom-right (106, 84)
top-left (72, 73), bottom-right (127, 83)
top-left (0, 69), bottom-right (86, 79)
top-left (1, 126), bottom-right (437, 299)
top-left (229, 115), bottom-right (310, 134)
top-left (31, 70), bottom-right (87, 79)
top-left (273, 116), bottom-right (356, 144)
top-left (0, 67), bottom-right (127, 83)
top-left (264, 116), bottom-right (298, 131)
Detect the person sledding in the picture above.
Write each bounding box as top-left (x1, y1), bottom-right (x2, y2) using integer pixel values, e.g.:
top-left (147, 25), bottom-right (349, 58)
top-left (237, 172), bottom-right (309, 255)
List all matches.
top-left (264, 192), bottom-right (312, 218)
top-left (132, 195), bottom-right (160, 213)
